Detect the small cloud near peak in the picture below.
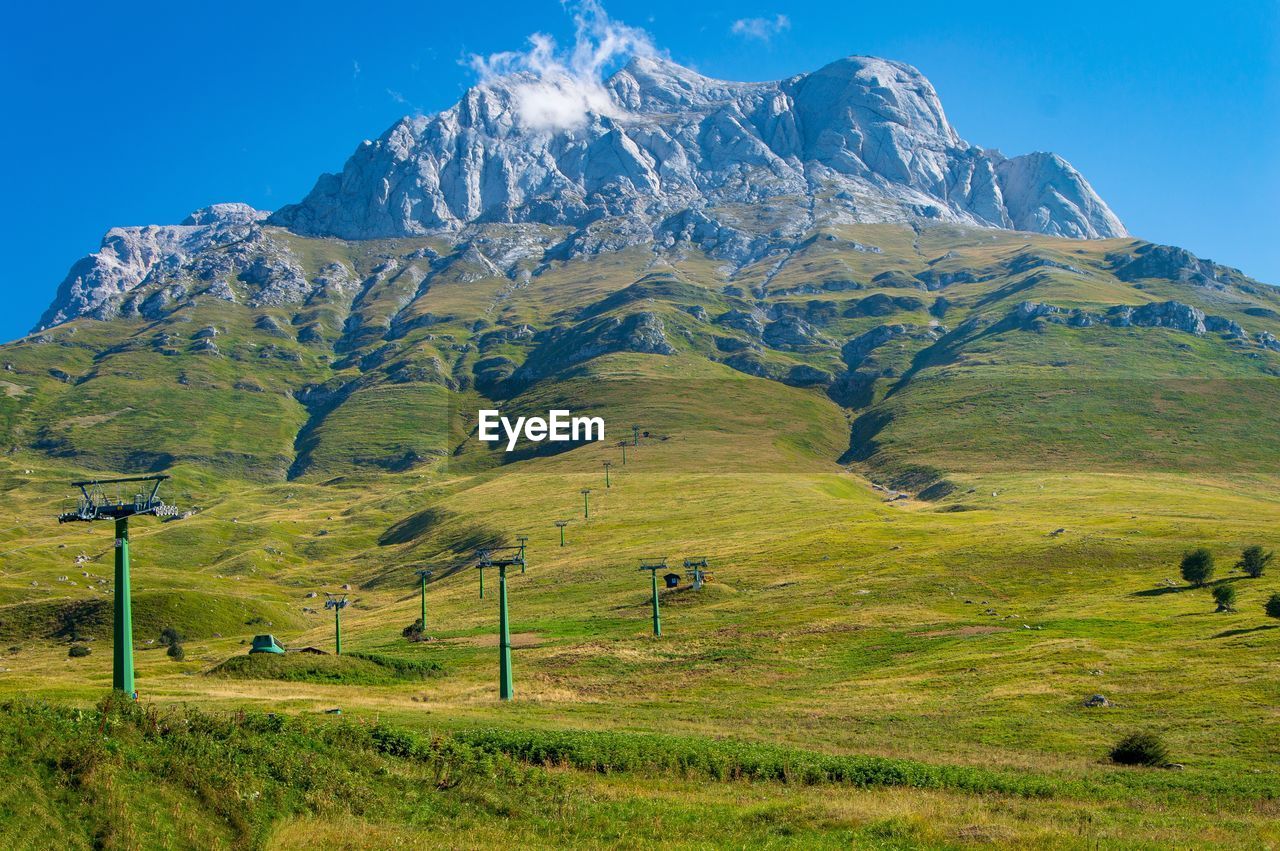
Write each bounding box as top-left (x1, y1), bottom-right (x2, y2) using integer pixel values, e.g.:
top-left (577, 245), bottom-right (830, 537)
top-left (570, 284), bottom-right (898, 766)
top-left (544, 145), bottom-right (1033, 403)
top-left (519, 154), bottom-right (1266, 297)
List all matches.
top-left (467, 0), bottom-right (655, 132)
top-left (730, 14), bottom-right (790, 42)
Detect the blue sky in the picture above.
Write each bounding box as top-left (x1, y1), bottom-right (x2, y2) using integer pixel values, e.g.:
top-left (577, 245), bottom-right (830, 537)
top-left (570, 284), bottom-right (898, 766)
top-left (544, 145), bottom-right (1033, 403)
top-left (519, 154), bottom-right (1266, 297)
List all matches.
top-left (1, 0), bottom-right (1276, 343)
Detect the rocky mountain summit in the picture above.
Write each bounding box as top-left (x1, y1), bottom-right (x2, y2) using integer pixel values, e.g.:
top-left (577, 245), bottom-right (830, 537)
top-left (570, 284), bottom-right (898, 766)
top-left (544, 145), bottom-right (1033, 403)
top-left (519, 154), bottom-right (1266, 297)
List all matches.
top-left (271, 55), bottom-right (1124, 244)
top-left (35, 54), bottom-right (1137, 332)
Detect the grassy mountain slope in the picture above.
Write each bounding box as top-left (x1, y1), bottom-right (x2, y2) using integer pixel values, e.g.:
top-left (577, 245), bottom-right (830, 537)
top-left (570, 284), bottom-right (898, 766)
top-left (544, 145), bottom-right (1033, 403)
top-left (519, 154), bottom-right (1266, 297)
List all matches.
top-left (2, 222), bottom-right (1279, 845)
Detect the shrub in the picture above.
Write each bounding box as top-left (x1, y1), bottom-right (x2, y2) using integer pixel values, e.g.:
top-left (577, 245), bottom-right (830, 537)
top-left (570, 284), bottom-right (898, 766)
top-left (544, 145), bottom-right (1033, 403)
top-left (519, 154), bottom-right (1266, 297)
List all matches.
top-left (402, 618), bottom-right (424, 639)
top-left (1212, 585), bottom-right (1237, 612)
top-left (1266, 593), bottom-right (1280, 620)
top-left (159, 626), bottom-right (184, 647)
top-left (167, 643), bottom-right (185, 661)
top-left (68, 644), bottom-right (91, 658)
top-left (1237, 546), bottom-right (1274, 579)
top-left (1109, 731), bottom-right (1170, 767)
top-left (1180, 549), bottom-right (1214, 587)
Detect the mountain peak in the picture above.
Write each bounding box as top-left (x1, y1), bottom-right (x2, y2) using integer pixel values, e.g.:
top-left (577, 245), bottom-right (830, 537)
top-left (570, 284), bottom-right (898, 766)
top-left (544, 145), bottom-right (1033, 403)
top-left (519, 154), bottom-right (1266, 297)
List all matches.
top-left (269, 53), bottom-right (1123, 243)
top-left (181, 202), bottom-right (270, 227)
top-left (38, 54), bottom-right (1131, 330)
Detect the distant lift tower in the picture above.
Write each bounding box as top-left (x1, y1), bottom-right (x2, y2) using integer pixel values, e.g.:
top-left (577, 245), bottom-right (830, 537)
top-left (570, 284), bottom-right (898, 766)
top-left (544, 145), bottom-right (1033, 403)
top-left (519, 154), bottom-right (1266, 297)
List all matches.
top-left (414, 568), bottom-right (433, 633)
top-left (603, 460), bottom-right (613, 488)
top-left (57, 475), bottom-right (181, 695)
top-left (684, 557), bottom-right (710, 590)
top-left (638, 557), bottom-right (668, 637)
top-left (476, 545), bottom-right (526, 701)
top-left (555, 520), bottom-right (569, 547)
top-left (325, 593), bottom-right (349, 655)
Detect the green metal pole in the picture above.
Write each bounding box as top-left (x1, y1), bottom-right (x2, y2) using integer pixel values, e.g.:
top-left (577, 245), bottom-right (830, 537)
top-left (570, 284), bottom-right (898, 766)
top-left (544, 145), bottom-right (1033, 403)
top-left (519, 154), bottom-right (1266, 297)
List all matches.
top-left (605, 466), bottom-right (610, 488)
top-left (420, 574), bottom-right (427, 632)
top-left (560, 525), bottom-right (565, 546)
top-left (583, 492), bottom-right (589, 519)
top-left (113, 517), bottom-right (135, 695)
top-left (480, 566), bottom-right (485, 599)
top-left (621, 443), bottom-right (626, 465)
top-left (498, 565), bottom-right (512, 700)
top-left (334, 606), bottom-right (342, 655)
top-left (650, 570), bottom-right (661, 637)
top-left (633, 425), bottom-right (639, 446)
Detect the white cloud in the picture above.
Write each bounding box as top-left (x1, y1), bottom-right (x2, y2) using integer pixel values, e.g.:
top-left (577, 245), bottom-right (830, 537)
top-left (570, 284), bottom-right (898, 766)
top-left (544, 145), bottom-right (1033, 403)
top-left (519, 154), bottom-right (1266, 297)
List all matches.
top-left (467, 0), bottom-right (655, 132)
top-left (730, 14), bottom-right (790, 42)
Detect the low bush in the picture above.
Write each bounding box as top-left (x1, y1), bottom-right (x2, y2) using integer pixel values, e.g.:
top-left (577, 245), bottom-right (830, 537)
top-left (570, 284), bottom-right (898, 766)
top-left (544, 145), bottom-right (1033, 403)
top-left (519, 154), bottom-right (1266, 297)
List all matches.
top-left (167, 643), bottom-right (185, 661)
top-left (1110, 732), bottom-right (1170, 767)
top-left (68, 644), bottom-right (91, 658)
top-left (1266, 593), bottom-right (1280, 620)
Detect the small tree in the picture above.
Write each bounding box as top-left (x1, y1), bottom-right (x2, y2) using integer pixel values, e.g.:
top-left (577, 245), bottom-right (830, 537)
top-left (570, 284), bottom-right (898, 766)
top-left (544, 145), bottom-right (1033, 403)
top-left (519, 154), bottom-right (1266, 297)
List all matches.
top-left (68, 644), bottom-right (92, 658)
top-left (1109, 731), bottom-right (1170, 767)
top-left (1237, 546), bottom-right (1274, 579)
top-left (166, 642), bottom-right (185, 661)
top-left (402, 618), bottom-right (424, 640)
top-left (1212, 585), bottom-right (1237, 613)
top-left (159, 626), bottom-right (184, 647)
top-left (1180, 549), bottom-right (1215, 587)
top-left (1266, 593), bottom-right (1280, 620)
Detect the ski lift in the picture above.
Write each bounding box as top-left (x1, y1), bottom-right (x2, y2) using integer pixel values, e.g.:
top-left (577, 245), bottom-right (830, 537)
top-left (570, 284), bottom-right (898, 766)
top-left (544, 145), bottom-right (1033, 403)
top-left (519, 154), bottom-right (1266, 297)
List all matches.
top-left (58, 475), bottom-right (179, 523)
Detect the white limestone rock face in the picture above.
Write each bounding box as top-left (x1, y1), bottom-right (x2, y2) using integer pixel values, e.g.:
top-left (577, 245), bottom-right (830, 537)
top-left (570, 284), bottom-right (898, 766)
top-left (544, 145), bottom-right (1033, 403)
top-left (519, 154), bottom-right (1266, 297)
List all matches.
top-left (36, 55), bottom-right (1135, 331)
top-left (36, 204), bottom-right (269, 330)
top-left (995, 152), bottom-right (1126, 239)
top-left (269, 55), bottom-right (1126, 243)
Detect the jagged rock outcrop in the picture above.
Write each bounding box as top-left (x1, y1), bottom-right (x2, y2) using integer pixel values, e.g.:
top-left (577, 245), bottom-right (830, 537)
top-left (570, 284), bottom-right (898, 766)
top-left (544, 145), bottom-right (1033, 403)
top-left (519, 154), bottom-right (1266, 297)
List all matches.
top-left (32, 203), bottom-right (358, 332)
top-left (36, 204), bottom-right (268, 330)
top-left (1109, 244), bottom-right (1225, 286)
top-left (269, 55), bottom-right (1125, 246)
top-left (1109, 301), bottom-right (1207, 334)
top-left (715, 309), bottom-right (767, 337)
top-left (993, 152), bottom-right (1124, 240)
top-left (763, 316), bottom-right (827, 350)
top-left (1014, 300), bottom-right (1255, 342)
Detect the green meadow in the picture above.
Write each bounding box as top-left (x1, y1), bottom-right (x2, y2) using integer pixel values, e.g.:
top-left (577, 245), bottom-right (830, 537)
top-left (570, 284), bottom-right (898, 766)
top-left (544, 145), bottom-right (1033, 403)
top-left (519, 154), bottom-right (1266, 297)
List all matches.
top-left (1, 223), bottom-right (1279, 847)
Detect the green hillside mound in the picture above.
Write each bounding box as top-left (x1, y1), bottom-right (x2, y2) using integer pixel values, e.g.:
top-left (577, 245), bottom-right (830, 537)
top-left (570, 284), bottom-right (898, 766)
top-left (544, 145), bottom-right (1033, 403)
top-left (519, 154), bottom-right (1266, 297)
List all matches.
top-left (657, 582), bottom-right (736, 607)
top-left (207, 650), bottom-right (442, 685)
top-left (0, 590), bottom-right (301, 643)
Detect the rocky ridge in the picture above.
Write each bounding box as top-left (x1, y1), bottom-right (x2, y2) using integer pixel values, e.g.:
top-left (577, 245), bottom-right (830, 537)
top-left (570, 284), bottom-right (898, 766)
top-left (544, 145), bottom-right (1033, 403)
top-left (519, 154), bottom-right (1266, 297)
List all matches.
top-left (270, 55), bottom-right (1125, 248)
